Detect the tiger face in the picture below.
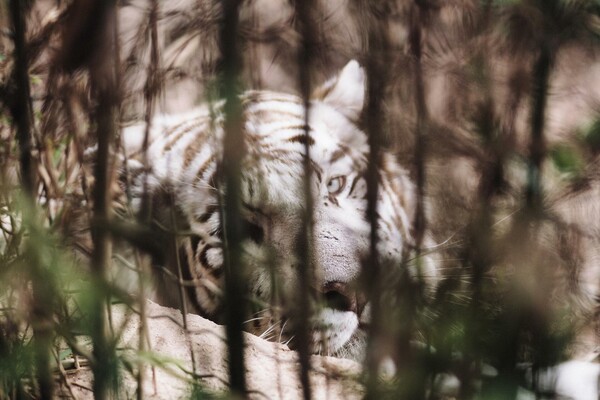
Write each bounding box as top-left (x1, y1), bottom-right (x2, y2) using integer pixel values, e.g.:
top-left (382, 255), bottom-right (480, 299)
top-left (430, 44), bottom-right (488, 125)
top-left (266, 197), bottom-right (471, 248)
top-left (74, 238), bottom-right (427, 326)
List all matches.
top-left (124, 60), bottom-right (431, 359)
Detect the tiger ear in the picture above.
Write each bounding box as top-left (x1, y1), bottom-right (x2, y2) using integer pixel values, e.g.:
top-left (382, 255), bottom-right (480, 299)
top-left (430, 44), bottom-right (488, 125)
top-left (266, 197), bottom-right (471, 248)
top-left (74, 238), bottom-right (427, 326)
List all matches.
top-left (313, 60), bottom-right (365, 121)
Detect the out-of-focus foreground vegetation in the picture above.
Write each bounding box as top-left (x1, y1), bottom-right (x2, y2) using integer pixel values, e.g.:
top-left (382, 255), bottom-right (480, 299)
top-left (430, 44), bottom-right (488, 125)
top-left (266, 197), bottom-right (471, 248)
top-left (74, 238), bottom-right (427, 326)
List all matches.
top-left (0, 0), bottom-right (600, 399)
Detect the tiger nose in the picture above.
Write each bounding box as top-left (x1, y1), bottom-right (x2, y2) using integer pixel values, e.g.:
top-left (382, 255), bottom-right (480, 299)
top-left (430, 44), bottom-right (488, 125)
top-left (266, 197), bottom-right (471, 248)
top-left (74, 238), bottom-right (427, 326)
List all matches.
top-left (321, 281), bottom-right (357, 313)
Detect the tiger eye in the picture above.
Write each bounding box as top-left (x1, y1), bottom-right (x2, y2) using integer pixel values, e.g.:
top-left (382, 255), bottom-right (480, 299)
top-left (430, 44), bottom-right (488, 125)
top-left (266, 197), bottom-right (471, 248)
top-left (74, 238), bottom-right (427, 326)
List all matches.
top-left (327, 176), bottom-right (346, 195)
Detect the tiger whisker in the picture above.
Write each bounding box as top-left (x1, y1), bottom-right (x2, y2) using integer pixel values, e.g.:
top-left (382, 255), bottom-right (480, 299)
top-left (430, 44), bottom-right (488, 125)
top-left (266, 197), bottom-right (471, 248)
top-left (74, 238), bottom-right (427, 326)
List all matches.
top-left (491, 207), bottom-right (523, 227)
top-left (243, 316), bottom-right (268, 325)
top-left (261, 334), bottom-right (277, 342)
top-left (277, 319), bottom-right (289, 343)
top-left (251, 308), bottom-right (271, 316)
top-left (421, 231), bottom-right (460, 250)
top-left (283, 335), bottom-right (295, 346)
top-left (259, 320), bottom-right (282, 339)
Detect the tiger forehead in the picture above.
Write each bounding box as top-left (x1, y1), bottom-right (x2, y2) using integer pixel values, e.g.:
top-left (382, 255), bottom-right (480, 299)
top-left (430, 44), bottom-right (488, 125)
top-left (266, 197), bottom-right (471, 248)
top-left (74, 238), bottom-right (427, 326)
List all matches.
top-left (242, 90), bottom-right (304, 106)
top-left (242, 91), bottom-right (305, 120)
top-left (239, 90), bottom-right (369, 170)
top-left (326, 145), bottom-right (368, 174)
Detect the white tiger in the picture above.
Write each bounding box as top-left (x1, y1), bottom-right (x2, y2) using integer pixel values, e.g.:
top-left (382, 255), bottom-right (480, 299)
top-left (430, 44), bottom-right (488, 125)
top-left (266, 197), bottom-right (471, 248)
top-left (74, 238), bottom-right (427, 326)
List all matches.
top-left (119, 60), bottom-right (436, 359)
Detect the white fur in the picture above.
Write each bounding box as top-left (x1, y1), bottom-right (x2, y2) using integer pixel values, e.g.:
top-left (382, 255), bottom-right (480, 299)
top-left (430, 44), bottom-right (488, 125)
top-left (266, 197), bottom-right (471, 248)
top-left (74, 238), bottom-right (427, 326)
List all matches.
top-left (319, 60), bottom-right (365, 121)
top-left (314, 309), bottom-right (359, 354)
top-left (123, 60), bottom-right (420, 358)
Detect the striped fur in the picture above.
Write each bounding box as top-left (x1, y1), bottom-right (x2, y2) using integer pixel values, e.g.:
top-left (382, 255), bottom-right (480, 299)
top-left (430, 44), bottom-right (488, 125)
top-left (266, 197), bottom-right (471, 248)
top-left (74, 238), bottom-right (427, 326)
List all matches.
top-left (121, 60), bottom-right (435, 359)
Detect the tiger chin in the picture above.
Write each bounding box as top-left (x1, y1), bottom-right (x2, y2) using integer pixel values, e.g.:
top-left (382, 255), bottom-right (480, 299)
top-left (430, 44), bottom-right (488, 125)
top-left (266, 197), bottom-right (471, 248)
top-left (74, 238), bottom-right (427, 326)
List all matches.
top-left (119, 60), bottom-right (437, 361)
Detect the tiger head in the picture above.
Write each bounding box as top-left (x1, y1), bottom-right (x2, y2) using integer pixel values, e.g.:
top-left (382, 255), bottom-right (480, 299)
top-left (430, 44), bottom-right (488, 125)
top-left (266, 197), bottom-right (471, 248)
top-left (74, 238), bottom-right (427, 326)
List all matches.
top-left (127, 60), bottom-right (435, 360)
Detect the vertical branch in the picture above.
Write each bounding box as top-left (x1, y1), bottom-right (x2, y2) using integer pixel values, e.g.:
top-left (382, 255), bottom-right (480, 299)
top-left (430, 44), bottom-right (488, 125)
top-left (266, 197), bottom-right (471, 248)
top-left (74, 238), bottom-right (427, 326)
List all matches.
top-left (293, 1), bottom-right (316, 399)
top-left (408, 1), bottom-right (428, 254)
top-left (139, 0), bottom-right (161, 222)
top-left (8, 2), bottom-right (53, 399)
top-left (522, 11), bottom-right (555, 394)
top-left (137, 1), bottom-right (161, 397)
top-left (8, 0), bottom-right (35, 197)
top-left (85, 2), bottom-right (119, 399)
top-left (89, 54), bottom-right (116, 400)
top-left (218, 0), bottom-right (247, 395)
top-left (526, 43), bottom-right (552, 213)
top-left (460, 5), bottom-right (505, 397)
top-left (399, 6), bottom-right (431, 395)
top-left (352, 2), bottom-right (389, 397)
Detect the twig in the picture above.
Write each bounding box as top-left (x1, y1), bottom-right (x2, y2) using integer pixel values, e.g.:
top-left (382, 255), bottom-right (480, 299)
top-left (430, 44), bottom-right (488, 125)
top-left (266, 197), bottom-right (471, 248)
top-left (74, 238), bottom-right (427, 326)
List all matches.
top-left (53, 349), bottom-right (78, 400)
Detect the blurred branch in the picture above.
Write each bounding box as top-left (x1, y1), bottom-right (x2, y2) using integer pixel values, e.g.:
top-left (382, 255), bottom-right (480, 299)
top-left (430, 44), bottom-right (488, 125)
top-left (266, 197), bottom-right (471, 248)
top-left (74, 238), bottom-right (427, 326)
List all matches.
top-left (293, 0), bottom-right (318, 398)
top-left (351, 1), bottom-right (390, 397)
top-left (409, 0), bottom-right (429, 253)
top-left (8, 0), bottom-right (35, 197)
top-left (218, 0), bottom-right (247, 396)
top-left (82, 1), bottom-right (120, 399)
top-left (58, 0), bottom-right (117, 72)
top-left (136, 1), bottom-right (161, 396)
top-left (139, 0), bottom-right (162, 222)
top-left (7, 2), bottom-right (55, 400)
top-left (526, 42), bottom-right (552, 212)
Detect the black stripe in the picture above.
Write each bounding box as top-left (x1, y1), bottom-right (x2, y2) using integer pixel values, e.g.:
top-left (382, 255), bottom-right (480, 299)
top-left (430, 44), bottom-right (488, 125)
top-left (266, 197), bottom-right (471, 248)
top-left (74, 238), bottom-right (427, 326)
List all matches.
top-left (190, 235), bottom-right (201, 252)
top-left (287, 132), bottom-right (315, 146)
top-left (209, 225), bottom-right (223, 240)
top-left (310, 160), bottom-right (323, 183)
top-left (197, 204), bottom-right (219, 223)
top-left (328, 194), bottom-right (340, 207)
top-left (199, 244), bottom-right (213, 268)
top-left (163, 121), bottom-right (203, 152)
top-left (329, 148), bottom-right (346, 163)
top-left (194, 154), bottom-right (217, 184)
top-left (348, 175), bottom-right (361, 196)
